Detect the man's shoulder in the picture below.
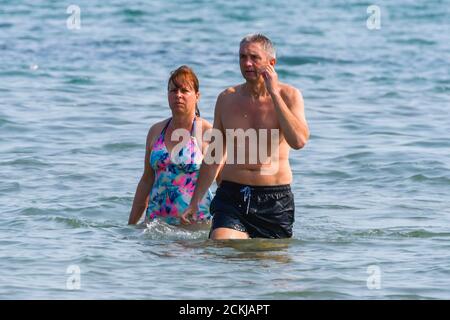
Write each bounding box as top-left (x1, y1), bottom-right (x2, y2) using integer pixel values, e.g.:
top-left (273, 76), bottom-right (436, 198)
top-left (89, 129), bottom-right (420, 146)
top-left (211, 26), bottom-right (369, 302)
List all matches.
top-left (219, 85), bottom-right (241, 98)
top-left (279, 82), bottom-right (301, 97)
top-left (215, 85), bottom-right (242, 110)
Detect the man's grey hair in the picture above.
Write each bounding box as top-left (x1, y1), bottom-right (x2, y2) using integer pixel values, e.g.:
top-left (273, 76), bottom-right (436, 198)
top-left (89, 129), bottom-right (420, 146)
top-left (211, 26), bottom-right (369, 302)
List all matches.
top-left (240, 34), bottom-right (276, 59)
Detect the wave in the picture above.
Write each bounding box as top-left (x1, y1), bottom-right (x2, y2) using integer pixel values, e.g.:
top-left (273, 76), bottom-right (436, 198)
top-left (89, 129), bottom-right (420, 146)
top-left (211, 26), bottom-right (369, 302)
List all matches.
top-left (101, 142), bottom-right (141, 152)
top-left (299, 224), bottom-right (450, 243)
top-left (407, 174), bottom-right (450, 184)
top-left (261, 290), bottom-right (353, 299)
top-left (0, 118), bottom-right (14, 127)
top-left (119, 8), bottom-right (147, 17)
top-left (278, 55), bottom-right (353, 66)
top-left (0, 157), bottom-right (49, 168)
top-left (65, 77), bottom-right (94, 85)
top-left (339, 227), bottom-right (450, 240)
top-left (138, 220), bottom-right (209, 241)
top-left (0, 182), bottom-right (21, 192)
top-left (391, 38), bottom-right (436, 46)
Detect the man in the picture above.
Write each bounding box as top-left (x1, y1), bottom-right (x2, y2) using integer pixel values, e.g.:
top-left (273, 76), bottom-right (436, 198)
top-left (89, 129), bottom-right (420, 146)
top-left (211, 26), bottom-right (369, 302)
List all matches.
top-left (181, 34), bottom-right (309, 239)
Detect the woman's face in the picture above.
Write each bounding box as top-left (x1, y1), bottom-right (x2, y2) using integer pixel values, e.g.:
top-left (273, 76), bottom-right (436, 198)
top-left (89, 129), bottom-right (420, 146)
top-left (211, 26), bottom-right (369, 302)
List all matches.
top-left (168, 80), bottom-right (199, 115)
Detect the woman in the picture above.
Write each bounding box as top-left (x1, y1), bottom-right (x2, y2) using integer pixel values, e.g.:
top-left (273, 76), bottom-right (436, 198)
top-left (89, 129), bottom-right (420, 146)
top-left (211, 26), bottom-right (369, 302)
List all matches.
top-left (128, 65), bottom-right (218, 226)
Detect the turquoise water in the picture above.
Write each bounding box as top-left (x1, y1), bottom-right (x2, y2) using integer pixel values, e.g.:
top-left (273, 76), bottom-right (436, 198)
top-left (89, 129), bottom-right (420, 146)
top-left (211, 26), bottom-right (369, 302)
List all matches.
top-left (1, 0), bottom-right (449, 299)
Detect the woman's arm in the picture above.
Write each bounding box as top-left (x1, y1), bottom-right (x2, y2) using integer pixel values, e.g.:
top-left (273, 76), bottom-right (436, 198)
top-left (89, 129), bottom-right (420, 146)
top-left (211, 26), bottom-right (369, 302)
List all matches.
top-left (128, 126), bottom-right (157, 225)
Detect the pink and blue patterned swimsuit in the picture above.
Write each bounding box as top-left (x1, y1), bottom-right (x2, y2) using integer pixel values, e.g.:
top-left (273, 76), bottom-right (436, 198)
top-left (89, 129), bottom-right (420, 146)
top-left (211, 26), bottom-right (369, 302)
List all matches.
top-left (145, 117), bottom-right (213, 225)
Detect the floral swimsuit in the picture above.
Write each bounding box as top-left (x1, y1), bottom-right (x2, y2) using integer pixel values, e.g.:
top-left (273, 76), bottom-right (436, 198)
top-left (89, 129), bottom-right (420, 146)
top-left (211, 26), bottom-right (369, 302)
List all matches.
top-left (145, 117), bottom-right (213, 225)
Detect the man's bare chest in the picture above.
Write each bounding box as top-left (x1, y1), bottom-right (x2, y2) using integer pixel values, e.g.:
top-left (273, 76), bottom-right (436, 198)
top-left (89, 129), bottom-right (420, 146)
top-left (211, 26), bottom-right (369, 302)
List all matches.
top-left (221, 99), bottom-right (280, 131)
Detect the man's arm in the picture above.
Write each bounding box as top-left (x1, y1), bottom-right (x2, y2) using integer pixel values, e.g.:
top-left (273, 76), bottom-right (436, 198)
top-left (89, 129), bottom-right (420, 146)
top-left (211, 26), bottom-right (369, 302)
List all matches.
top-left (271, 87), bottom-right (309, 149)
top-left (180, 93), bottom-right (227, 224)
top-left (262, 64), bottom-right (310, 149)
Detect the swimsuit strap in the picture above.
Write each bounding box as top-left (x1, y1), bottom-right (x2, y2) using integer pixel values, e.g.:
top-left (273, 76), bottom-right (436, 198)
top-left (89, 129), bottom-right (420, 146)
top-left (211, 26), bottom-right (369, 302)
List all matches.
top-left (162, 117), bottom-right (196, 136)
top-left (158, 117), bottom-right (197, 149)
top-left (190, 116), bottom-right (197, 136)
top-left (161, 118), bottom-right (172, 136)
top-left (190, 117), bottom-right (203, 155)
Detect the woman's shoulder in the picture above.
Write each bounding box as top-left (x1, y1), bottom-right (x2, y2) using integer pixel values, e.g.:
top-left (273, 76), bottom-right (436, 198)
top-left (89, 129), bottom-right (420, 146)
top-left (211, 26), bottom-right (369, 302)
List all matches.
top-left (149, 118), bottom-right (170, 133)
top-left (147, 118), bottom-right (171, 142)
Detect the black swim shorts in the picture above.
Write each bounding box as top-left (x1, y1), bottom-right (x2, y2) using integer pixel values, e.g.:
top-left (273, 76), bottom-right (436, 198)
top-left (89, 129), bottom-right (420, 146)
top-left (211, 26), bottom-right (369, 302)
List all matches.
top-left (210, 180), bottom-right (295, 239)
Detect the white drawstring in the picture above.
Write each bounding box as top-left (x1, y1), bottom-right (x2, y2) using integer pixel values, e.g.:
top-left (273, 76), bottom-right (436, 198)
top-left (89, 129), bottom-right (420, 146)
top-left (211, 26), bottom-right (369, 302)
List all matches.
top-left (240, 186), bottom-right (251, 214)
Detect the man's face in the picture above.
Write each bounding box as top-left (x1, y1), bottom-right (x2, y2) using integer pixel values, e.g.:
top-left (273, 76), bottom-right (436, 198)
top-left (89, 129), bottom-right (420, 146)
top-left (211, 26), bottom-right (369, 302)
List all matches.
top-left (239, 42), bottom-right (273, 81)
